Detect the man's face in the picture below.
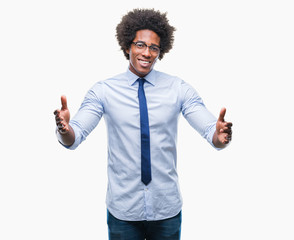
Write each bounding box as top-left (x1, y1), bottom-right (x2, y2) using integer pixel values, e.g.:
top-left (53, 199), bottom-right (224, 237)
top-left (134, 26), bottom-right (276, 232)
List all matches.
top-left (126, 29), bottom-right (160, 77)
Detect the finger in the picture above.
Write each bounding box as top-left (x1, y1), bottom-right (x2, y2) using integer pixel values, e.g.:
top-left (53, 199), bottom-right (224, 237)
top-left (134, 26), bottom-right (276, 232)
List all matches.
top-left (57, 121), bottom-right (68, 131)
top-left (55, 117), bottom-right (64, 125)
top-left (225, 122), bottom-right (233, 128)
top-left (53, 109), bottom-right (60, 116)
top-left (55, 113), bottom-right (61, 120)
top-left (219, 121), bottom-right (230, 132)
top-left (58, 125), bottom-right (69, 134)
top-left (225, 134), bottom-right (232, 142)
top-left (61, 95), bottom-right (68, 110)
top-left (55, 112), bottom-right (64, 123)
top-left (218, 107), bottom-right (226, 122)
top-left (222, 135), bottom-right (230, 144)
top-left (220, 128), bottom-right (232, 134)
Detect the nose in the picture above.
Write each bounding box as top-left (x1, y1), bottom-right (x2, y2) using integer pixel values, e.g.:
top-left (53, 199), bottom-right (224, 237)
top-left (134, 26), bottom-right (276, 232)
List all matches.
top-left (141, 46), bottom-right (151, 58)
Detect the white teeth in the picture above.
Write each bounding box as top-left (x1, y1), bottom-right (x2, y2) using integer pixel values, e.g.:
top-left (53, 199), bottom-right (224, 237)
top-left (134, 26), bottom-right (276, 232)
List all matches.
top-left (140, 60), bottom-right (150, 63)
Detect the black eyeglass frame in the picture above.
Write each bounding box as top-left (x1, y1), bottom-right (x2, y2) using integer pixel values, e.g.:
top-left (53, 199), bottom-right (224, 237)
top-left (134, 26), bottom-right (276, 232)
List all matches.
top-left (132, 41), bottom-right (161, 54)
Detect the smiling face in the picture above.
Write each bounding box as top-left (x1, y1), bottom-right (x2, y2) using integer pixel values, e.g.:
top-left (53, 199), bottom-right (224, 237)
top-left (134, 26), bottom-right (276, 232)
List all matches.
top-left (126, 29), bottom-right (161, 78)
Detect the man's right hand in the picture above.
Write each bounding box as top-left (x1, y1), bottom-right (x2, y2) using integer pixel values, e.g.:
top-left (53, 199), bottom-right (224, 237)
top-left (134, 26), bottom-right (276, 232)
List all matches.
top-left (53, 96), bottom-right (75, 147)
top-left (54, 95), bottom-right (70, 134)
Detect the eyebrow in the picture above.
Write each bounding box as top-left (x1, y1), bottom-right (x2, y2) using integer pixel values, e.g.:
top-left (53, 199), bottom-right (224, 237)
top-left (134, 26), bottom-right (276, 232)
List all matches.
top-left (136, 40), bottom-right (160, 48)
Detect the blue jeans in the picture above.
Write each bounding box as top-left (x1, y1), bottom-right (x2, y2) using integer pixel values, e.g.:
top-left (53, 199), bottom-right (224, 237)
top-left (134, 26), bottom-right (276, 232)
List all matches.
top-left (107, 210), bottom-right (182, 240)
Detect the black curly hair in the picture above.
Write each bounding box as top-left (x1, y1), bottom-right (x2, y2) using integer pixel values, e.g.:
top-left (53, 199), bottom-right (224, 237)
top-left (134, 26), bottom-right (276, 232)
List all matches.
top-left (116, 8), bottom-right (176, 60)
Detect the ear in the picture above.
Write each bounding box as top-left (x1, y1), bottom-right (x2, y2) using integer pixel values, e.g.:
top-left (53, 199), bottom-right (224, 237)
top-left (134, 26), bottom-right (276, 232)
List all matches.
top-left (126, 48), bottom-right (130, 54)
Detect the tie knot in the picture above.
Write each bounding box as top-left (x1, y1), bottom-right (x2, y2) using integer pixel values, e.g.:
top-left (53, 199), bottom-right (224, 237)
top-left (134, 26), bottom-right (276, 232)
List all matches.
top-left (138, 78), bottom-right (146, 86)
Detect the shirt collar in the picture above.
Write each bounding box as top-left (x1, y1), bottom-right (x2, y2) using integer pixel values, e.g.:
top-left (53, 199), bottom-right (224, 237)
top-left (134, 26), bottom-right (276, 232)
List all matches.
top-left (127, 67), bottom-right (156, 86)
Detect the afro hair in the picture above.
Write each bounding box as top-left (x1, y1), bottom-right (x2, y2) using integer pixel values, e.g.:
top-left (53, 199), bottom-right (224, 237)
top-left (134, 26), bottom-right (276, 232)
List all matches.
top-left (116, 8), bottom-right (176, 60)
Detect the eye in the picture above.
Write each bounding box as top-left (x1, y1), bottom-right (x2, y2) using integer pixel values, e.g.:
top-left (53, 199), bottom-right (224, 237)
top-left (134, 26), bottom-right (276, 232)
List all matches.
top-left (150, 46), bottom-right (160, 53)
top-left (136, 42), bottom-right (145, 48)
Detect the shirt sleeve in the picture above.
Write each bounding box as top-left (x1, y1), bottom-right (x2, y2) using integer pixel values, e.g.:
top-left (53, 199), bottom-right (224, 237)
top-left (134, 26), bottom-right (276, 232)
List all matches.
top-left (180, 80), bottom-right (221, 150)
top-left (66, 82), bottom-right (104, 150)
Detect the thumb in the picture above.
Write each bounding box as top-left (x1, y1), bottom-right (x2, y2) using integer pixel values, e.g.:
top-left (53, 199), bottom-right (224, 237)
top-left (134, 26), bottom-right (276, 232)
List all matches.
top-left (61, 95), bottom-right (68, 110)
top-left (218, 107), bottom-right (226, 122)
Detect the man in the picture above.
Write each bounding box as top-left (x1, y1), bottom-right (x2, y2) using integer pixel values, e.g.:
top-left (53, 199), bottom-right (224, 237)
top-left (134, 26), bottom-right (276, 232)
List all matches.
top-left (54, 8), bottom-right (232, 240)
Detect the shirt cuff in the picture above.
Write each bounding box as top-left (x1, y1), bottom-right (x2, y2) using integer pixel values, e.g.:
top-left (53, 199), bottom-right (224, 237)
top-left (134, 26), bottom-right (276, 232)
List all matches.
top-left (55, 125), bottom-right (79, 150)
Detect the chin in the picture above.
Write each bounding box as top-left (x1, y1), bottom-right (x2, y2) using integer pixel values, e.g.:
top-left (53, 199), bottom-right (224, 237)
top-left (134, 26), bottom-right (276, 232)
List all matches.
top-left (133, 66), bottom-right (151, 77)
top-left (138, 68), bottom-right (150, 75)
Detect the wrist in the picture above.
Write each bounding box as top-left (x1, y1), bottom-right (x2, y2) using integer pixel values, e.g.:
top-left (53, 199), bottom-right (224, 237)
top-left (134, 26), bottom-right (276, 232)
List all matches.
top-left (55, 125), bottom-right (75, 147)
top-left (212, 131), bottom-right (227, 149)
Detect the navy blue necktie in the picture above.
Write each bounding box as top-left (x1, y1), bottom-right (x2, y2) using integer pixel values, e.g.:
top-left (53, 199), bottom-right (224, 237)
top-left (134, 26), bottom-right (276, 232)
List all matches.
top-left (138, 78), bottom-right (151, 185)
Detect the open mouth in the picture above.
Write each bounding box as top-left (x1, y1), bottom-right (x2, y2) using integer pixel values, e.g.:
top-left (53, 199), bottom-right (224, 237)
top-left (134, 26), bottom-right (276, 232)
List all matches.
top-left (138, 59), bottom-right (152, 68)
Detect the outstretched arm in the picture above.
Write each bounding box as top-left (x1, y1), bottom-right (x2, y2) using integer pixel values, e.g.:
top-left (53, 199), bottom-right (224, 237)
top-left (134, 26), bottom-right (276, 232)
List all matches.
top-left (213, 108), bottom-right (233, 148)
top-left (53, 95), bottom-right (75, 147)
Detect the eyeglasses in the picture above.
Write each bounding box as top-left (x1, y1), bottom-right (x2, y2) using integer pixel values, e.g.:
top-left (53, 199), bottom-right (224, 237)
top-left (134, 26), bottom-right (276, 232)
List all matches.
top-left (132, 41), bottom-right (161, 55)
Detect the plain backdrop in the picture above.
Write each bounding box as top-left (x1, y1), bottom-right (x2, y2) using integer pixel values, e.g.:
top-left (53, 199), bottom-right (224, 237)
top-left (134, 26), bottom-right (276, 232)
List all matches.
top-left (0, 0), bottom-right (293, 239)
